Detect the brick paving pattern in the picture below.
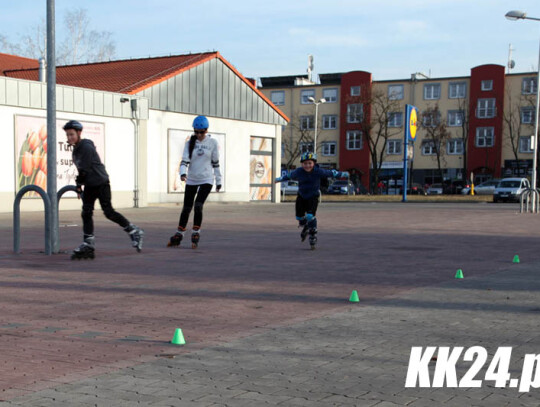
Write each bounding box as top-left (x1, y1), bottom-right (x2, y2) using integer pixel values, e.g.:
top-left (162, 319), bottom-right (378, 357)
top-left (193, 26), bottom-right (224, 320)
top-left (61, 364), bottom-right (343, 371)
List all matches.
top-left (0, 202), bottom-right (538, 405)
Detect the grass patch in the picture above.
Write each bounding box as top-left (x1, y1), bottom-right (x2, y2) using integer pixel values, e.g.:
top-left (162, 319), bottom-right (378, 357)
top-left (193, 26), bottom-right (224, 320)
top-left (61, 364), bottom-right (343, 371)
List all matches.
top-left (280, 194), bottom-right (493, 203)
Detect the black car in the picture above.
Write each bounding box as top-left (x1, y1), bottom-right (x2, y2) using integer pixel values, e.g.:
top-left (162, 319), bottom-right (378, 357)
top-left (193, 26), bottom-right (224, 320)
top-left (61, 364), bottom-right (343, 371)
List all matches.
top-left (443, 180), bottom-right (469, 194)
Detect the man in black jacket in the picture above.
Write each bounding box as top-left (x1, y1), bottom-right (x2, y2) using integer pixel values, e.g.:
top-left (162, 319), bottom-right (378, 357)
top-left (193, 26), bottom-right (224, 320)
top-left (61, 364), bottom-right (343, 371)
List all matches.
top-left (64, 120), bottom-right (143, 259)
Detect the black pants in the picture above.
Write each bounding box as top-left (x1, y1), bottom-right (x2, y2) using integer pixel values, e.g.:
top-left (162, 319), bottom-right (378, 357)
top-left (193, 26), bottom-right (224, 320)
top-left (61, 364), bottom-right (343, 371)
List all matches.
top-left (82, 183), bottom-right (130, 236)
top-left (295, 195), bottom-right (319, 219)
top-left (179, 184), bottom-right (213, 229)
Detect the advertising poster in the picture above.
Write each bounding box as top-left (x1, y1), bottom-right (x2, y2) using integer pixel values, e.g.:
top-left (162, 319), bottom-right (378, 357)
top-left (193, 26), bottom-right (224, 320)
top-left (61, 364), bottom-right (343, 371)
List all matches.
top-left (15, 115), bottom-right (105, 197)
top-left (249, 136), bottom-right (273, 201)
top-left (168, 129), bottom-right (225, 193)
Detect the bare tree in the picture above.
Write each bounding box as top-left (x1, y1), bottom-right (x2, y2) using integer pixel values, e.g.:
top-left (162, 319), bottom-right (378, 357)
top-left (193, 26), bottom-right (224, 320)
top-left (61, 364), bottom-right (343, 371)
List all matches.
top-left (420, 105), bottom-right (451, 184)
top-left (58, 8), bottom-right (116, 65)
top-left (502, 87), bottom-right (537, 177)
top-left (455, 96), bottom-right (471, 181)
top-left (352, 87), bottom-right (401, 193)
top-left (282, 113), bottom-right (327, 170)
top-left (0, 8), bottom-right (115, 65)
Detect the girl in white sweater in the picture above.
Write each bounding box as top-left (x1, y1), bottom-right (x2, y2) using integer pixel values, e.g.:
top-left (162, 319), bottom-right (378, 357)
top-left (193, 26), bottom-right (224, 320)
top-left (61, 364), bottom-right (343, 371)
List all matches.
top-left (168, 116), bottom-right (222, 248)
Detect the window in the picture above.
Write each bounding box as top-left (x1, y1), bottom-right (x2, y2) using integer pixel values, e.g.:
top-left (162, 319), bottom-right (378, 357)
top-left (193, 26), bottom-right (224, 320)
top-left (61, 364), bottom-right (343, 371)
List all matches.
top-left (477, 98), bottom-right (496, 118)
top-left (300, 115), bottom-right (314, 130)
top-left (347, 104), bottom-right (363, 123)
top-left (423, 84), bottom-right (441, 100)
top-left (448, 110), bottom-right (464, 127)
top-left (299, 142), bottom-right (314, 153)
top-left (346, 131), bottom-right (363, 150)
top-left (449, 82), bottom-right (467, 99)
top-left (519, 136), bottom-right (534, 153)
top-left (521, 107), bottom-right (535, 124)
top-left (387, 140), bottom-right (402, 155)
top-left (421, 141), bottom-right (437, 155)
top-left (322, 115), bottom-right (338, 129)
top-left (476, 127), bottom-right (494, 147)
top-left (300, 89), bottom-right (315, 104)
top-left (522, 77), bottom-right (538, 94)
top-left (323, 88), bottom-right (338, 103)
top-left (447, 139), bottom-right (464, 155)
top-left (388, 112), bottom-right (403, 127)
top-left (270, 91), bottom-right (285, 106)
top-left (422, 112), bottom-right (440, 127)
top-left (481, 80), bottom-right (493, 91)
top-left (388, 84), bottom-right (404, 100)
top-left (350, 86), bottom-right (361, 96)
top-left (321, 142), bottom-right (337, 156)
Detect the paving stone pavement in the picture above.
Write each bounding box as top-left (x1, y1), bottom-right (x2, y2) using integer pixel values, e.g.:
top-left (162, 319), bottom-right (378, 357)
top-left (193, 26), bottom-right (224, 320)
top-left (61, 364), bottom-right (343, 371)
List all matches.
top-left (1, 202), bottom-right (540, 406)
top-left (2, 253), bottom-right (540, 406)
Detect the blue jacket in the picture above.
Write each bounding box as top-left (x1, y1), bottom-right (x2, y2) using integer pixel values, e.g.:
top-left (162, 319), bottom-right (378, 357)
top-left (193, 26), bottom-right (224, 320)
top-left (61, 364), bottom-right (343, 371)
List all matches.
top-left (281, 167), bottom-right (344, 199)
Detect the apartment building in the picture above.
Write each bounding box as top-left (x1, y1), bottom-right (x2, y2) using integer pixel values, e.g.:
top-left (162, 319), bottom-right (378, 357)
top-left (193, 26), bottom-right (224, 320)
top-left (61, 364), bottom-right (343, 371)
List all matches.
top-left (260, 64), bottom-right (538, 191)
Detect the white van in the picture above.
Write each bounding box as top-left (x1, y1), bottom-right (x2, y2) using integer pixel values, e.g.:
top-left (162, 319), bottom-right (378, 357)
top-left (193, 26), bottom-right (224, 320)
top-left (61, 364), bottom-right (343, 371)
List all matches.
top-left (493, 178), bottom-right (530, 203)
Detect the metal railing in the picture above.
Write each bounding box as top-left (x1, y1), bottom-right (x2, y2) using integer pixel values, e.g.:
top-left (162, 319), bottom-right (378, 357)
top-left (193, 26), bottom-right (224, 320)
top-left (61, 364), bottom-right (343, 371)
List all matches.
top-left (13, 185), bottom-right (78, 255)
top-left (520, 188), bottom-right (540, 213)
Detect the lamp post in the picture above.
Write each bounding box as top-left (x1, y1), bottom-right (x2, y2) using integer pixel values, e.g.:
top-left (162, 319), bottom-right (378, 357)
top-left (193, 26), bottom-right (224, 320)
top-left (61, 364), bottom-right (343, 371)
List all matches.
top-left (308, 96), bottom-right (326, 154)
top-left (506, 10), bottom-right (540, 211)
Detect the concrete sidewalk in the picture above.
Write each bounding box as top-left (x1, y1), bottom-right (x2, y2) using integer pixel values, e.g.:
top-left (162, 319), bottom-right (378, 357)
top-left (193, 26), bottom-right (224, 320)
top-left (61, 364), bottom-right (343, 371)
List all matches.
top-left (0, 202), bottom-right (539, 406)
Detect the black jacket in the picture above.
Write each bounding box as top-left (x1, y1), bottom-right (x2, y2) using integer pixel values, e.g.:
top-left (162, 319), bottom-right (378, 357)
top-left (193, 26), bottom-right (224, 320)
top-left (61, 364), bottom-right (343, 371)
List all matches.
top-left (72, 139), bottom-right (109, 186)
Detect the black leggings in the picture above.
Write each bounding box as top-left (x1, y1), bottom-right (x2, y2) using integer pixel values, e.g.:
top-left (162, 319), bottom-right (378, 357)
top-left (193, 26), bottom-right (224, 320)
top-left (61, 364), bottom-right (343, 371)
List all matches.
top-left (179, 184), bottom-right (213, 229)
top-left (82, 183), bottom-right (130, 236)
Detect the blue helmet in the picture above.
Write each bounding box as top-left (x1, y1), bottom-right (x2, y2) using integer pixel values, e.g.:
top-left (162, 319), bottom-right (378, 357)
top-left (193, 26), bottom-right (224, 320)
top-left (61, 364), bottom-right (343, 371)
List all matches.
top-left (193, 115), bottom-right (209, 130)
top-left (300, 152), bottom-right (317, 162)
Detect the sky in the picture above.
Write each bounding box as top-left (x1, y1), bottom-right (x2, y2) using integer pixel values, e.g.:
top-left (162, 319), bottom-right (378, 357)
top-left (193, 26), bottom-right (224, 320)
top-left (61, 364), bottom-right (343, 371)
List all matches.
top-left (1, 0), bottom-right (540, 82)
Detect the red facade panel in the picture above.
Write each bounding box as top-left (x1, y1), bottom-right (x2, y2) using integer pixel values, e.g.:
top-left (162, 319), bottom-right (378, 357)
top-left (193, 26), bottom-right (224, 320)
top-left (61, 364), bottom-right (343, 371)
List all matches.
top-left (339, 71), bottom-right (372, 188)
top-left (467, 64), bottom-right (505, 179)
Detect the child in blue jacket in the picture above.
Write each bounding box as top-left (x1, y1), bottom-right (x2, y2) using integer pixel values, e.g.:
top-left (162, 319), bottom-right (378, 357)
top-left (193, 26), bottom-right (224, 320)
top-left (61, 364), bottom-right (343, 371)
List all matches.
top-left (275, 152), bottom-right (348, 249)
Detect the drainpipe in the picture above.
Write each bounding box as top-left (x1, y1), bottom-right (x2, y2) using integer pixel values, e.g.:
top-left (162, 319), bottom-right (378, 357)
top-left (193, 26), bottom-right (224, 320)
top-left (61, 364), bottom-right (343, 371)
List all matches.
top-left (131, 99), bottom-right (140, 208)
top-left (38, 57), bottom-right (46, 82)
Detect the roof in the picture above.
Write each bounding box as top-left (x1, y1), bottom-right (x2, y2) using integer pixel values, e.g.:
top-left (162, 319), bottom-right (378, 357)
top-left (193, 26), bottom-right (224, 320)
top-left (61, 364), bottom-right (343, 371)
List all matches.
top-left (5, 51), bottom-right (288, 122)
top-left (0, 53), bottom-right (38, 74)
top-left (259, 75), bottom-right (308, 88)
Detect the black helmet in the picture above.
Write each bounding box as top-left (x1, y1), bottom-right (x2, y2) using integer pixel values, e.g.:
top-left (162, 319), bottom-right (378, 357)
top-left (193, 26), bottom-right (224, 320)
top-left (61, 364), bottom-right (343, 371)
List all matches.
top-left (63, 120), bottom-right (83, 131)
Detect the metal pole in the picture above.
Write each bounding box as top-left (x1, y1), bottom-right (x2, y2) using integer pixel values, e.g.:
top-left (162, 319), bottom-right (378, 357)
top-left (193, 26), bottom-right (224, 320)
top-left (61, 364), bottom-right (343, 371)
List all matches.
top-left (314, 102), bottom-right (318, 153)
top-left (532, 33), bottom-right (540, 212)
top-left (46, 0), bottom-right (58, 253)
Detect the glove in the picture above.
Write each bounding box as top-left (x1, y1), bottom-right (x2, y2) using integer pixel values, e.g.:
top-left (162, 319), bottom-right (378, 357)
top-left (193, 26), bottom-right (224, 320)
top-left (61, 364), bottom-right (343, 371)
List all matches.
top-left (216, 184), bottom-right (222, 192)
top-left (180, 173), bottom-right (187, 181)
top-left (331, 170), bottom-right (340, 178)
top-left (341, 171), bottom-right (350, 178)
top-left (275, 177), bottom-right (283, 183)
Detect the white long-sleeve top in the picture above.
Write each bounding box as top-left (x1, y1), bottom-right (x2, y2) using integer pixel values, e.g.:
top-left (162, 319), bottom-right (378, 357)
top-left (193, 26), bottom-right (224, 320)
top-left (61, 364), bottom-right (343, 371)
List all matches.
top-left (179, 135), bottom-right (222, 186)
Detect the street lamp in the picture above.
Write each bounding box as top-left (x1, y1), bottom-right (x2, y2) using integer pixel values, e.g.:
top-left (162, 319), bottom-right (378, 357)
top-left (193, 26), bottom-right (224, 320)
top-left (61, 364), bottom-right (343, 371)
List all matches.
top-left (308, 96), bottom-right (326, 154)
top-left (506, 10), bottom-right (540, 211)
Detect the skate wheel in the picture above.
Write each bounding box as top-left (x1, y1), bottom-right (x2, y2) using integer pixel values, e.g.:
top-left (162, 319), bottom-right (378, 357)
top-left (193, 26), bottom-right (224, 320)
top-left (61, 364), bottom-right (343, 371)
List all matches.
top-left (192, 243), bottom-right (198, 249)
top-left (136, 247), bottom-right (141, 253)
top-left (89, 253), bottom-right (95, 259)
top-left (310, 245), bottom-right (316, 250)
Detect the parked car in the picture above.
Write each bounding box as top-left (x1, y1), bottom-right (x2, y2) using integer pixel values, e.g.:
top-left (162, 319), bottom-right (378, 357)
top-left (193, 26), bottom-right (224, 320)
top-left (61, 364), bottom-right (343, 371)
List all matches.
top-left (280, 180), bottom-right (299, 195)
top-left (328, 180), bottom-right (356, 195)
top-left (427, 183), bottom-right (444, 195)
top-left (493, 178), bottom-right (530, 203)
top-left (399, 183), bottom-right (427, 195)
top-left (461, 179), bottom-right (500, 195)
top-left (444, 180), bottom-right (469, 194)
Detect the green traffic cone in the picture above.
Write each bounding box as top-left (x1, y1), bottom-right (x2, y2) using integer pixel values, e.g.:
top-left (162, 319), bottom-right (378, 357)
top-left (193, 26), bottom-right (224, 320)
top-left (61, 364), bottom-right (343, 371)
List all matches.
top-left (513, 255), bottom-right (520, 264)
top-left (171, 328), bottom-right (185, 345)
top-left (349, 290), bottom-right (359, 302)
top-left (455, 269), bottom-right (464, 279)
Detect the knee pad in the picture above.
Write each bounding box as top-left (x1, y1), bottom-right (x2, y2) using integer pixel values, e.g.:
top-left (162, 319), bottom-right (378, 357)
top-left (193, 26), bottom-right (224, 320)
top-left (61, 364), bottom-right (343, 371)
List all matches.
top-left (194, 202), bottom-right (204, 214)
top-left (296, 216), bottom-right (304, 221)
top-left (306, 213), bottom-right (315, 222)
top-left (306, 214), bottom-right (317, 228)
